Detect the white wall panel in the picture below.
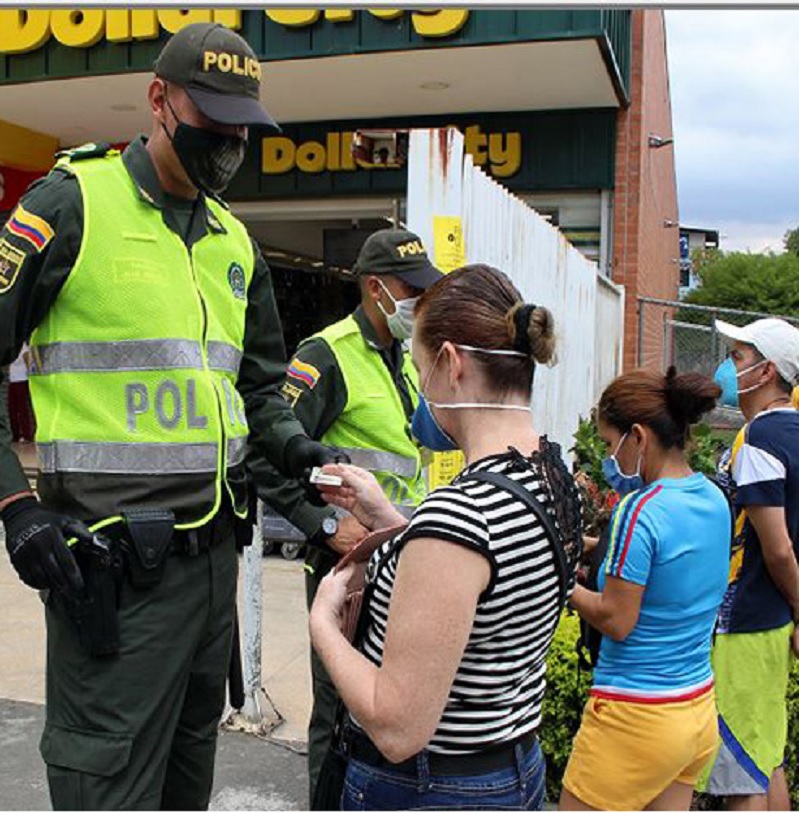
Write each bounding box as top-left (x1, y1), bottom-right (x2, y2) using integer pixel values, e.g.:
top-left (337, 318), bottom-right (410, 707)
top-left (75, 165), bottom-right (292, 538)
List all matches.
top-left (407, 128), bottom-right (624, 455)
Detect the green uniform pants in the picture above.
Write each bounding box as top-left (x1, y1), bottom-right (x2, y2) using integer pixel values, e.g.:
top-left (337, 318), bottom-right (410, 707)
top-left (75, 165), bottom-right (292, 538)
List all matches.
top-left (40, 511), bottom-right (238, 811)
top-left (305, 546), bottom-right (340, 808)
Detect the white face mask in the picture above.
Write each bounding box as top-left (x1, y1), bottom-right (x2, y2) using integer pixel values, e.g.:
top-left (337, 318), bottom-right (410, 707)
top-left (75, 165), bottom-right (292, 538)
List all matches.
top-left (377, 280), bottom-right (417, 341)
top-left (423, 344), bottom-right (532, 413)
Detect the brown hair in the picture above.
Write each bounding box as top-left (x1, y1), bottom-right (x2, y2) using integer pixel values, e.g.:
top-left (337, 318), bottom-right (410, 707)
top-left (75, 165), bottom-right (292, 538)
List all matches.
top-left (598, 366), bottom-right (720, 450)
top-left (414, 264), bottom-right (555, 396)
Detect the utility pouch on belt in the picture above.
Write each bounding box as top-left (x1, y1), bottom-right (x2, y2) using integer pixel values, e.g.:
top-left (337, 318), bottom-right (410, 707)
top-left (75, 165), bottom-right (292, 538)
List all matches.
top-left (60, 532), bottom-right (123, 659)
top-left (121, 509), bottom-right (175, 590)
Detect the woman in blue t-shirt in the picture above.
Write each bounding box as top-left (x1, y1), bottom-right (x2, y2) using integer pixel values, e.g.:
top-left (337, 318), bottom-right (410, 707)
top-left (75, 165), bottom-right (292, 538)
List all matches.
top-left (560, 367), bottom-right (730, 811)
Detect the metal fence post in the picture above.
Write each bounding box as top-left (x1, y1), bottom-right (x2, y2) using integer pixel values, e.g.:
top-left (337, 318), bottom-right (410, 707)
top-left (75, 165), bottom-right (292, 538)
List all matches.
top-left (637, 299), bottom-right (645, 366)
top-left (240, 499), bottom-right (264, 724)
top-left (222, 499), bottom-right (284, 736)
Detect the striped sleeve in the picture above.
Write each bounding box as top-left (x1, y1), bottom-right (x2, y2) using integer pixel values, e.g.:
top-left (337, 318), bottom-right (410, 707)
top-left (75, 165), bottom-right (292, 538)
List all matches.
top-left (604, 486), bottom-right (663, 585)
top-left (400, 484), bottom-right (490, 554)
top-left (733, 423), bottom-right (787, 508)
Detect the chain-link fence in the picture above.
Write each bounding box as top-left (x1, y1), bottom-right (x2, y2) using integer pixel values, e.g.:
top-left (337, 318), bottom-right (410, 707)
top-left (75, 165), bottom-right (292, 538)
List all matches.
top-left (637, 296), bottom-right (799, 377)
top-left (637, 297), bottom-right (799, 428)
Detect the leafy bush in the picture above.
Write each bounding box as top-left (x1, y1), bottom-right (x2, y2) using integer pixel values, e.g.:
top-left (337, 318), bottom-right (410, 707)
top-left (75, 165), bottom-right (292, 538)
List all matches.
top-left (686, 422), bottom-right (729, 477)
top-left (541, 612), bottom-right (590, 803)
top-left (543, 613), bottom-right (799, 807)
top-left (786, 661), bottom-right (799, 808)
top-left (569, 416), bottom-right (618, 536)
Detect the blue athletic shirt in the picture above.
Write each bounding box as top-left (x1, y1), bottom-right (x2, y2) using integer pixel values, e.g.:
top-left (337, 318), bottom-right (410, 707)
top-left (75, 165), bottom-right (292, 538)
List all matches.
top-left (593, 474), bottom-right (730, 701)
top-left (717, 408), bottom-right (799, 634)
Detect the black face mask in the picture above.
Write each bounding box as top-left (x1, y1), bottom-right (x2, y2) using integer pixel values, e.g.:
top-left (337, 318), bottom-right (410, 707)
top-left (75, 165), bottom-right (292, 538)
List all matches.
top-left (163, 95), bottom-right (247, 195)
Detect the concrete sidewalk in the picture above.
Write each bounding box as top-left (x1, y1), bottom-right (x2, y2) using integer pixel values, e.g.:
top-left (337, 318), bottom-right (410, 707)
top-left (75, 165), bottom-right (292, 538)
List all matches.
top-left (0, 520), bottom-right (314, 810)
top-left (0, 698), bottom-right (308, 811)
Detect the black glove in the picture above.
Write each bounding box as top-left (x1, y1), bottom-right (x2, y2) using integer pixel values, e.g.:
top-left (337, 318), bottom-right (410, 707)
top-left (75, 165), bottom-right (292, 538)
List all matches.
top-left (1, 497), bottom-right (88, 594)
top-left (283, 436), bottom-right (350, 507)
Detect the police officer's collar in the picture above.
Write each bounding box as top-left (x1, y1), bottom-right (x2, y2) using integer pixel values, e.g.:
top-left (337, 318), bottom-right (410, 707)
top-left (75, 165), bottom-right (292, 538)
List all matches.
top-left (122, 137), bottom-right (227, 235)
top-left (354, 305), bottom-right (402, 354)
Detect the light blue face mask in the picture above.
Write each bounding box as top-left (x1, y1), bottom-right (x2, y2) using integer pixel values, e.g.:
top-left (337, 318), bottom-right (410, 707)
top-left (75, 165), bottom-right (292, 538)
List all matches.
top-left (601, 432), bottom-right (644, 495)
top-left (713, 357), bottom-right (767, 409)
top-left (410, 344), bottom-right (530, 452)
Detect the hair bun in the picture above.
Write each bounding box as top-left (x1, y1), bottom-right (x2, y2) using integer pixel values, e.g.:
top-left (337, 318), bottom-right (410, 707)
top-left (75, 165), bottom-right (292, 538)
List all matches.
top-left (506, 302), bottom-right (556, 364)
top-left (663, 365), bottom-right (720, 426)
top-left (508, 303), bottom-right (534, 356)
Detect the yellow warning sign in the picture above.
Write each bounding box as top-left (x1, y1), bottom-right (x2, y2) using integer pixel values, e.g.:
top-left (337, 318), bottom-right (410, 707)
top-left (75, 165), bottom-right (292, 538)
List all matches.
top-left (433, 215), bottom-right (466, 274)
top-left (427, 450), bottom-right (466, 490)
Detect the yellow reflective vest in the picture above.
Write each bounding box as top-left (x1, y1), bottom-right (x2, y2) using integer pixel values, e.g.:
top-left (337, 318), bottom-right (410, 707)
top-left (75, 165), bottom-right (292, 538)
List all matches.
top-left (29, 151), bottom-right (252, 528)
top-left (310, 314), bottom-right (426, 511)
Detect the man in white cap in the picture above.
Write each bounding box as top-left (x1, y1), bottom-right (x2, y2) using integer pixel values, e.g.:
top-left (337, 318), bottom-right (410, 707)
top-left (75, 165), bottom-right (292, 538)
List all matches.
top-left (701, 318), bottom-right (799, 809)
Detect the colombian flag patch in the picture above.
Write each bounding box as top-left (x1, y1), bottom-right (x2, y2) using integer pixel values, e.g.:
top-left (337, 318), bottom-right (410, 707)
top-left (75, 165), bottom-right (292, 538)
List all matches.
top-left (6, 205), bottom-right (55, 252)
top-left (287, 359), bottom-right (321, 389)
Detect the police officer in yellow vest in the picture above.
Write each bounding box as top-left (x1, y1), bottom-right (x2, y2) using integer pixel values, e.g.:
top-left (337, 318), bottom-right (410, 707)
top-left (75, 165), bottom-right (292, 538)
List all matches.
top-left (0, 23), bottom-right (341, 810)
top-left (258, 228), bottom-right (442, 803)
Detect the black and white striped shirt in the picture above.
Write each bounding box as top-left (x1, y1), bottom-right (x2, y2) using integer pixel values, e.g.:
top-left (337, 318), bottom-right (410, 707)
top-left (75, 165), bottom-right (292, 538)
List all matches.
top-left (359, 451), bottom-right (562, 754)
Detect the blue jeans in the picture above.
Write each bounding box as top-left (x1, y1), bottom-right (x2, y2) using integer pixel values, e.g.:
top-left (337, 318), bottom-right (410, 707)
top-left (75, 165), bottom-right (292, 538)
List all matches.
top-left (341, 739), bottom-right (546, 810)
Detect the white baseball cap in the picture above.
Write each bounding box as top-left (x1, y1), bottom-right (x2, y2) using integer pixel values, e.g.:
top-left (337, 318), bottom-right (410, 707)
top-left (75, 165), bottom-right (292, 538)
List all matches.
top-left (715, 317), bottom-right (799, 385)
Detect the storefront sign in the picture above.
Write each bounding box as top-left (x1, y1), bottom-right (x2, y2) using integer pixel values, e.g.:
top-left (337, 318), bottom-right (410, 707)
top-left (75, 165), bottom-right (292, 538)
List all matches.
top-left (262, 125), bottom-right (522, 180)
top-left (0, 9), bottom-right (469, 54)
top-left (227, 110), bottom-right (615, 201)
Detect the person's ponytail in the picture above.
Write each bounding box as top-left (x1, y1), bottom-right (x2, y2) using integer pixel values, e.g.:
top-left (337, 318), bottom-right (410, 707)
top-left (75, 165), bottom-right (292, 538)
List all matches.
top-left (663, 366), bottom-right (721, 427)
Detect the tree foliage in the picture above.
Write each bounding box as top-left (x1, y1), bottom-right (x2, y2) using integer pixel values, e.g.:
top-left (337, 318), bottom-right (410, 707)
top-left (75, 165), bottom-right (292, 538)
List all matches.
top-left (784, 226), bottom-right (799, 257)
top-left (683, 250), bottom-right (799, 318)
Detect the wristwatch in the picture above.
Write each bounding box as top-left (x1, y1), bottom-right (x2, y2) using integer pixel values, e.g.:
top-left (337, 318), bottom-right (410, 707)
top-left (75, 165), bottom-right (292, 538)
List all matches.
top-left (321, 515), bottom-right (339, 540)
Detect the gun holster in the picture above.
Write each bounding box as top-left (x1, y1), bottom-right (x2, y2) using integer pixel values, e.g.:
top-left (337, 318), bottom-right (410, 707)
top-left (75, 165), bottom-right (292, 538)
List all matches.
top-left (121, 509), bottom-right (175, 590)
top-left (59, 532), bottom-right (124, 659)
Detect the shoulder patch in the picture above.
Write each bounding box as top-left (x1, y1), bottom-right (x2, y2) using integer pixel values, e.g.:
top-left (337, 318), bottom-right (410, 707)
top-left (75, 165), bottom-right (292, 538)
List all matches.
top-left (281, 380), bottom-right (303, 407)
top-left (5, 204), bottom-right (54, 252)
top-left (56, 141), bottom-right (114, 162)
top-left (287, 358), bottom-right (321, 389)
top-left (0, 238), bottom-right (26, 294)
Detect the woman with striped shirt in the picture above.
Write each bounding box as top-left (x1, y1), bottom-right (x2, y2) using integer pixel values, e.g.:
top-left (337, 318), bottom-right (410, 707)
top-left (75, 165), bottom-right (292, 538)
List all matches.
top-left (309, 264), bottom-right (580, 810)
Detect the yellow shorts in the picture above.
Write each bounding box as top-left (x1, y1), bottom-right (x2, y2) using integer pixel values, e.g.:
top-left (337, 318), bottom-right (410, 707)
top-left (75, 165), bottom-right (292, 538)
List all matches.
top-left (562, 688), bottom-right (719, 810)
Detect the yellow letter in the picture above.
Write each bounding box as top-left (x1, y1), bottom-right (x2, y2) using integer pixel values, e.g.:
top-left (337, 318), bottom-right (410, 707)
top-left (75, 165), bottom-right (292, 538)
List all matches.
top-left (488, 132), bottom-right (522, 178)
top-left (212, 9), bottom-right (242, 29)
top-left (0, 10), bottom-right (50, 54)
top-left (265, 10), bottom-right (320, 26)
top-left (367, 9), bottom-right (403, 20)
top-left (296, 142), bottom-right (327, 174)
top-left (158, 9), bottom-right (213, 34)
top-left (262, 137), bottom-right (296, 174)
top-left (130, 9), bottom-right (158, 39)
top-left (51, 9), bottom-right (104, 49)
top-left (106, 10), bottom-right (132, 43)
top-left (325, 9), bottom-right (354, 22)
top-left (203, 51), bottom-right (218, 72)
top-left (411, 10), bottom-right (469, 38)
top-left (463, 125), bottom-right (488, 167)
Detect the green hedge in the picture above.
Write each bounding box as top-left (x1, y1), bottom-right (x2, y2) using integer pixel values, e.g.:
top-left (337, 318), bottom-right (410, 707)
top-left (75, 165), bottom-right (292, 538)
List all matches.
top-left (542, 613), bottom-right (799, 807)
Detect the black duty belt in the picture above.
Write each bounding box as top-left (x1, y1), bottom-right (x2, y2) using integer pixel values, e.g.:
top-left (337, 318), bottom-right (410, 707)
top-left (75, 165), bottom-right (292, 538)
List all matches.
top-left (345, 728), bottom-right (537, 777)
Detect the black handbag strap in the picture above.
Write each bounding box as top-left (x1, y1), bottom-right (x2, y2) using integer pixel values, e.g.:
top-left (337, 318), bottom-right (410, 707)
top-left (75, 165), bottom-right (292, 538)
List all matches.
top-left (460, 470), bottom-right (569, 609)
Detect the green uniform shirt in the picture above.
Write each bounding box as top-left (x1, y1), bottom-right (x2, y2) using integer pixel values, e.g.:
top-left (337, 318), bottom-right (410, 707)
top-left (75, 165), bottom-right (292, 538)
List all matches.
top-left (252, 306), bottom-right (418, 541)
top-left (0, 137), bottom-right (305, 509)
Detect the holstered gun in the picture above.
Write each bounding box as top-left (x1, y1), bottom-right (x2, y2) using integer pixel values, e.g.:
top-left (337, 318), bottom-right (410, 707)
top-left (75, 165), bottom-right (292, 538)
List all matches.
top-left (59, 532), bottom-right (123, 659)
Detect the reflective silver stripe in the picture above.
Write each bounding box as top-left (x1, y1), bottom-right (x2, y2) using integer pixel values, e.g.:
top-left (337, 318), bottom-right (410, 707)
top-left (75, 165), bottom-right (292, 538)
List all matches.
top-left (339, 448), bottom-right (418, 479)
top-left (227, 436), bottom-right (248, 467)
top-left (38, 441), bottom-right (219, 475)
top-left (207, 341), bottom-right (243, 375)
top-left (31, 340), bottom-right (203, 374)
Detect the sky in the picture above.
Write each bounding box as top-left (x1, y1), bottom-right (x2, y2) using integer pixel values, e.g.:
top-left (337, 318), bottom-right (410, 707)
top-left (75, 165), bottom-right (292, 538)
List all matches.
top-left (665, 10), bottom-right (799, 254)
